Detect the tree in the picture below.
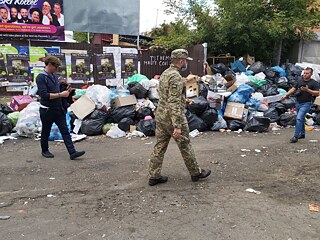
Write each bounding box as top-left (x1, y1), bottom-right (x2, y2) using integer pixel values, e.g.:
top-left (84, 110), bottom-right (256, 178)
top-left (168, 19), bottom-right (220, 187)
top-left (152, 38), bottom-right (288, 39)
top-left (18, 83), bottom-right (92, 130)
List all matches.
top-left (73, 32), bottom-right (94, 43)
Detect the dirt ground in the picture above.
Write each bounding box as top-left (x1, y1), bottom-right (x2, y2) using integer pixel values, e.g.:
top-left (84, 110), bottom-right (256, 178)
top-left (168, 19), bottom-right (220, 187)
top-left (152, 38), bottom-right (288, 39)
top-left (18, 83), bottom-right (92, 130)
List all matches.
top-left (0, 128), bottom-right (319, 240)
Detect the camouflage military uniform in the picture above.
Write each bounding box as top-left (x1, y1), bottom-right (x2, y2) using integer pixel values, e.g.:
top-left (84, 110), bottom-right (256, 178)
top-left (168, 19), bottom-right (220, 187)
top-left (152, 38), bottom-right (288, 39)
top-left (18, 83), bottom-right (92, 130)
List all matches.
top-left (149, 57), bottom-right (201, 179)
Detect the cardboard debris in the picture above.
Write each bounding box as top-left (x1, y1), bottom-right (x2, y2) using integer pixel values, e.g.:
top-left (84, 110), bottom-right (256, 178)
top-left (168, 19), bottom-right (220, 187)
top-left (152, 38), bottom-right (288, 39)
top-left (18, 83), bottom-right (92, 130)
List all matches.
top-left (70, 95), bottom-right (95, 120)
top-left (309, 204), bottom-right (319, 212)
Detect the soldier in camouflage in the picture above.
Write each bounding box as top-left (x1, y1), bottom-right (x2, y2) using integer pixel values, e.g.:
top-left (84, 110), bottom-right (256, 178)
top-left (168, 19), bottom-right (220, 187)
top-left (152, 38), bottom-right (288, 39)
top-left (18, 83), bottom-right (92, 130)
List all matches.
top-left (148, 49), bottom-right (211, 186)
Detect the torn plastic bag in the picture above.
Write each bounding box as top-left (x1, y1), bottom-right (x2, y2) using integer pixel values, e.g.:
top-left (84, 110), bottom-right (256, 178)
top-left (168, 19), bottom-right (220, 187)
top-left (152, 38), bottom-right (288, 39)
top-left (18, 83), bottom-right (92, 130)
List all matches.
top-left (248, 61), bottom-right (266, 74)
top-left (118, 117), bottom-right (134, 132)
top-left (185, 110), bottom-right (207, 132)
top-left (272, 66), bottom-right (286, 77)
top-left (128, 82), bottom-right (148, 99)
top-left (106, 125), bottom-right (126, 138)
top-left (260, 84), bottom-right (278, 96)
top-left (0, 104), bottom-right (13, 115)
top-left (188, 96), bottom-right (209, 116)
top-left (264, 107), bottom-right (280, 123)
top-left (200, 107), bottom-right (218, 129)
top-left (245, 97), bottom-right (262, 110)
top-left (108, 106), bottom-right (136, 123)
top-left (227, 120), bottom-right (247, 131)
top-left (228, 84), bottom-right (255, 104)
top-left (245, 116), bottom-right (270, 133)
top-left (231, 60), bottom-right (246, 73)
top-left (211, 115), bottom-right (227, 131)
top-left (136, 119), bottom-right (156, 136)
top-left (278, 113), bottom-right (296, 127)
top-left (86, 85), bottom-right (111, 110)
top-left (7, 112), bottom-right (19, 128)
top-left (0, 112), bottom-right (12, 136)
top-left (49, 112), bottom-right (71, 141)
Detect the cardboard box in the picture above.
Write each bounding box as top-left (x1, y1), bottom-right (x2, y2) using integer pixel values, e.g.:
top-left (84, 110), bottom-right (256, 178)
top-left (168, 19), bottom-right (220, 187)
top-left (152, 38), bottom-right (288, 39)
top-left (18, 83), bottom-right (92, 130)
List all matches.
top-left (227, 83), bottom-right (238, 93)
top-left (112, 94), bottom-right (137, 107)
top-left (186, 82), bottom-right (199, 98)
top-left (10, 95), bottom-right (34, 111)
top-left (314, 96), bottom-right (320, 106)
top-left (224, 102), bottom-right (245, 120)
top-left (70, 95), bottom-right (95, 120)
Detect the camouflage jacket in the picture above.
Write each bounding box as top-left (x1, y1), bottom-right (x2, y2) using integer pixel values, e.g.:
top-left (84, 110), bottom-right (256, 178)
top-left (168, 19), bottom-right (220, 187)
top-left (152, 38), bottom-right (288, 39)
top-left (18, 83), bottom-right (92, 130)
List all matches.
top-left (155, 64), bottom-right (187, 129)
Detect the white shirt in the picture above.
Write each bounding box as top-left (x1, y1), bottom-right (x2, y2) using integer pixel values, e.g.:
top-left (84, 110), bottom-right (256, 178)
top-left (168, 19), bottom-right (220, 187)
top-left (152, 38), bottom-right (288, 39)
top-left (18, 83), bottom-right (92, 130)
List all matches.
top-left (57, 14), bottom-right (64, 26)
top-left (42, 15), bottom-right (50, 25)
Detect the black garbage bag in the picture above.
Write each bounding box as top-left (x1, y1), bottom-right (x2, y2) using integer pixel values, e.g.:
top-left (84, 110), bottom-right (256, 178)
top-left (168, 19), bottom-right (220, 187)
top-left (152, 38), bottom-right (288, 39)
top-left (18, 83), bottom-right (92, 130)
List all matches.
top-left (269, 102), bottom-right (287, 115)
top-left (315, 113), bottom-right (320, 125)
top-left (108, 106), bottom-right (136, 123)
top-left (136, 107), bottom-right (154, 120)
top-left (118, 117), bottom-right (134, 132)
top-left (136, 119), bottom-right (156, 136)
top-left (185, 111), bottom-right (207, 132)
top-left (0, 112), bottom-right (12, 136)
top-left (80, 109), bottom-right (109, 136)
top-left (264, 68), bottom-right (278, 81)
top-left (276, 77), bottom-right (290, 90)
top-left (248, 61), bottom-right (266, 74)
top-left (264, 107), bottom-right (280, 123)
top-left (227, 120), bottom-right (246, 131)
top-left (200, 107), bottom-right (218, 129)
top-left (278, 113), bottom-right (296, 127)
top-left (259, 84), bottom-right (278, 96)
top-left (188, 96), bottom-right (209, 117)
top-left (81, 119), bottom-right (105, 136)
top-left (128, 82), bottom-right (148, 99)
top-left (198, 81), bottom-right (209, 99)
top-left (245, 116), bottom-right (270, 133)
top-left (210, 63), bottom-right (226, 75)
top-left (69, 111), bottom-right (77, 132)
top-left (282, 97), bottom-right (296, 109)
top-left (0, 104), bottom-right (13, 115)
top-left (284, 63), bottom-right (303, 76)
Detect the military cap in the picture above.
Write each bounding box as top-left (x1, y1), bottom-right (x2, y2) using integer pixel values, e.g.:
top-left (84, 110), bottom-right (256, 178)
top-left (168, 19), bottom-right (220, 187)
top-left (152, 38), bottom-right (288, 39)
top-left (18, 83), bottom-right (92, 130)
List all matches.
top-left (171, 49), bottom-right (193, 61)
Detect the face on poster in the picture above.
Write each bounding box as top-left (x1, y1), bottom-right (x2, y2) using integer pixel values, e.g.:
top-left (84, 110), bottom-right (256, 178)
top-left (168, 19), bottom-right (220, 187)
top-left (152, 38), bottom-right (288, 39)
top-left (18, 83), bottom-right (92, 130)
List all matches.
top-left (121, 53), bottom-right (138, 78)
top-left (0, 0), bottom-right (64, 40)
top-left (95, 53), bottom-right (116, 80)
top-left (6, 54), bottom-right (30, 82)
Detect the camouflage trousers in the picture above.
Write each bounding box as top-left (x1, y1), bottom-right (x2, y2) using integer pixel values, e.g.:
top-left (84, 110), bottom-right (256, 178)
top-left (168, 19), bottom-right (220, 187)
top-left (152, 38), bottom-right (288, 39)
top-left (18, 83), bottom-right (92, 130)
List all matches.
top-left (148, 122), bottom-right (201, 179)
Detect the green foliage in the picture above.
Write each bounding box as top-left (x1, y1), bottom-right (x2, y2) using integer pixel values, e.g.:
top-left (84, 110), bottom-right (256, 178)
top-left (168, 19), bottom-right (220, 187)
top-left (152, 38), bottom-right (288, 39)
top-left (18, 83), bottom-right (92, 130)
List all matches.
top-left (73, 32), bottom-right (94, 43)
top-left (158, 0), bottom-right (320, 64)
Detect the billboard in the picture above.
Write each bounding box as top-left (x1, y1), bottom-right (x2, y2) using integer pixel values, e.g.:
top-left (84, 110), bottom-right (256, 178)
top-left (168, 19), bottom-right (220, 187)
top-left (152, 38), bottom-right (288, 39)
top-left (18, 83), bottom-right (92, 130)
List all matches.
top-left (0, 0), bottom-right (64, 40)
top-left (64, 0), bottom-right (139, 35)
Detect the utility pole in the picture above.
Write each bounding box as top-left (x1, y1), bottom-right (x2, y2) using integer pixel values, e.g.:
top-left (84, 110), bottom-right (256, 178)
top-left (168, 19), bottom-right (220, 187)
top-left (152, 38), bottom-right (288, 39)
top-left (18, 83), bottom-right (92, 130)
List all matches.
top-left (155, 8), bottom-right (160, 28)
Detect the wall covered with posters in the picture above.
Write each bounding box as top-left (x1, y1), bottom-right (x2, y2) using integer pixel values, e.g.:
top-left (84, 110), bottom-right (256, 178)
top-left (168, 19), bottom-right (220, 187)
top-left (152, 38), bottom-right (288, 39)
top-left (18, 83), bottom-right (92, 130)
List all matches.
top-left (0, 0), bottom-right (65, 40)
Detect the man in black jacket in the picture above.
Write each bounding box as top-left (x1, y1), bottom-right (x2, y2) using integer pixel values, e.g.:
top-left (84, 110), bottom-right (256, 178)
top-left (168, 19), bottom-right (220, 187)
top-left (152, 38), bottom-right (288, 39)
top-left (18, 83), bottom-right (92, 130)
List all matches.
top-left (36, 56), bottom-right (85, 160)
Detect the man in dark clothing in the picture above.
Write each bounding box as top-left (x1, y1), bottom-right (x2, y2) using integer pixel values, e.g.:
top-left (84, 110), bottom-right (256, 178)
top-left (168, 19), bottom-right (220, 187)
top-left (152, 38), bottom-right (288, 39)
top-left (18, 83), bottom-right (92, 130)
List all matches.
top-left (282, 67), bottom-right (320, 143)
top-left (36, 56), bottom-right (85, 160)
top-left (18, 7), bottom-right (31, 23)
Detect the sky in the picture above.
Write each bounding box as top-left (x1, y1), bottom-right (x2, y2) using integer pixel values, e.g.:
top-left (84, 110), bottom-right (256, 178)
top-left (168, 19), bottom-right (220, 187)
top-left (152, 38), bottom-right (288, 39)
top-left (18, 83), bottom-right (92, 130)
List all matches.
top-left (140, 0), bottom-right (176, 33)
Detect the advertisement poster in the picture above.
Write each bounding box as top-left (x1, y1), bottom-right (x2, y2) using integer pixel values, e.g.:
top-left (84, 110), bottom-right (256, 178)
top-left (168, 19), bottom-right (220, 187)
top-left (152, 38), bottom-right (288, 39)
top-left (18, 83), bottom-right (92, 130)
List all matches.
top-left (6, 54), bottom-right (30, 82)
top-left (45, 52), bottom-right (66, 80)
top-left (121, 53), bottom-right (138, 79)
top-left (0, 52), bottom-right (7, 81)
top-left (0, 46), bottom-right (29, 60)
top-left (71, 53), bottom-right (91, 82)
top-left (0, 0), bottom-right (64, 40)
top-left (29, 46), bottom-right (60, 67)
top-left (95, 53), bottom-right (116, 80)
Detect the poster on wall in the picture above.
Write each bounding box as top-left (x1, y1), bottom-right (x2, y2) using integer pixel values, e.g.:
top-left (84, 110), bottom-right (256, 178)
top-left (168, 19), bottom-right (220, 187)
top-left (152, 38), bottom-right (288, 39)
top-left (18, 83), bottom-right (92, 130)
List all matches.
top-left (0, 46), bottom-right (29, 60)
top-left (29, 46), bottom-right (60, 68)
top-left (6, 54), bottom-right (30, 82)
top-left (121, 53), bottom-right (138, 79)
top-left (45, 52), bottom-right (66, 80)
top-left (95, 53), bottom-right (116, 80)
top-left (0, 0), bottom-right (64, 40)
top-left (71, 53), bottom-right (91, 82)
top-left (0, 53), bottom-right (7, 81)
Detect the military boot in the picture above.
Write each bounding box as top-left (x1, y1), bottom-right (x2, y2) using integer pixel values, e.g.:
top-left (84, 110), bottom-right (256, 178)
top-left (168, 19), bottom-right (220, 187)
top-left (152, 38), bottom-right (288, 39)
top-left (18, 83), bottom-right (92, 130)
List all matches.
top-left (191, 169), bottom-right (211, 182)
top-left (149, 176), bottom-right (168, 186)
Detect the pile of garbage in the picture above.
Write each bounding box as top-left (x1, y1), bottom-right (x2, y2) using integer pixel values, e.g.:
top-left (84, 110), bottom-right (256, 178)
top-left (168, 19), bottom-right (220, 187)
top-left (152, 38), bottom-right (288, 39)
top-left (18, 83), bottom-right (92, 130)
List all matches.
top-left (1, 60), bottom-right (319, 140)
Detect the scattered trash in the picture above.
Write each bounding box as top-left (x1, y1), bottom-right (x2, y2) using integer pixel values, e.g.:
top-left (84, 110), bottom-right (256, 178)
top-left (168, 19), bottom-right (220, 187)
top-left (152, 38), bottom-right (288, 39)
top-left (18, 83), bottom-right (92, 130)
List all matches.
top-left (246, 188), bottom-right (261, 194)
top-left (189, 129), bottom-right (201, 138)
top-left (297, 149), bottom-right (308, 153)
top-left (0, 216), bottom-right (10, 220)
top-left (309, 140), bottom-right (318, 143)
top-left (46, 194), bottom-right (55, 198)
top-left (241, 155), bottom-right (246, 157)
top-left (159, 210), bottom-right (164, 213)
top-left (145, 142), bottom-right (153, 145)
top-left (211, 160), bottom-right (219, 164)
top-left (241, 149), bottom-right (251, 152)
top-left (49, 178), bottom-right (55, 180)
top-left (254, 149), bottom-right (261, 153)
top-left (309, 203), bottom-right (319, 212)
top-left (0, 136), bottom-right (17, 144)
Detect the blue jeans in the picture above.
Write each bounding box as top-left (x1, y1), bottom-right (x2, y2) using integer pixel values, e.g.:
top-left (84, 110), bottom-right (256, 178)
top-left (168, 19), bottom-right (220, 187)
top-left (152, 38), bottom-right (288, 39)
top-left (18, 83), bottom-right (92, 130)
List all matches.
top-left (294, 102), bottom-right (312, 138)
top-left (40, 108), bottom-right (75, 155)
